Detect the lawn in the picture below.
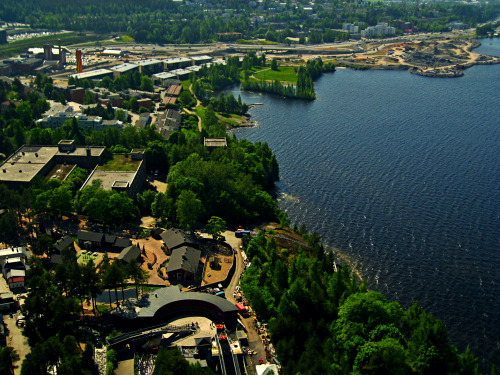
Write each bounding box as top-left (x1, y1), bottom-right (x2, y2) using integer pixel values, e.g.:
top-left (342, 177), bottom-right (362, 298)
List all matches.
top-left (77, 251), bottom-right (100, 265)
top-left (97, 154), bottom-right (140, 172)
top-left (253, 66), bottom-right (298, 83)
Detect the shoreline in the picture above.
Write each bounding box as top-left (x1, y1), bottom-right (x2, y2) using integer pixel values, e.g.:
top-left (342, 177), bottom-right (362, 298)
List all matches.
top-left (333, 38), bottom-right (500, 78)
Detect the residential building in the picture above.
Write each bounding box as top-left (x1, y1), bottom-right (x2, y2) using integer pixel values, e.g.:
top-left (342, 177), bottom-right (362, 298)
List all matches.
top-left (160, 228), bottom-right (199, 253)
top-left (116, 245), bottom-right (141, 264)
top-left (166, 246), bottom-right (201, 281)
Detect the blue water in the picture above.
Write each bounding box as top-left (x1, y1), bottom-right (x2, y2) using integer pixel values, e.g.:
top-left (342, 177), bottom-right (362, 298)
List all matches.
top-left (230, 39), bottom-right (500, 368)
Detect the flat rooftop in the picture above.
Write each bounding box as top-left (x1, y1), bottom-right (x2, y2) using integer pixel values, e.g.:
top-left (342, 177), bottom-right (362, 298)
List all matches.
top-left (135, 59), bottom-right (162, 66)
top-left (83, 171), bottom-right (137, 191)
top-left (69, 69), bottom-right (112, 80)
top-left (186, 65), bottom-right (201, 72)
top-left (0, 146), bottom-right (58, 183)
top-left (152, 72), bottom-right (176, 80)
top-left (110, 63), bottom-right (138, 73)
top-left (163, 57), bottom-right (192, 64)
top-left (169, 68), bottom-right (191, 76)
top-left (191, 55), bottom-right (213, 62)
top-left (0, 145), bottom-right (104, 184)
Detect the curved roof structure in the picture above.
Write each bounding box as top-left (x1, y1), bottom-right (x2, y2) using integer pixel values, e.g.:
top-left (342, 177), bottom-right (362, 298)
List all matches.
top-left (137, 286), bottom-right (237, 319)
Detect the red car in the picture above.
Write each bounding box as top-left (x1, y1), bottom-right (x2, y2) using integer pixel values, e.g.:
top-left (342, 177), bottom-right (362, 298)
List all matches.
top-left (259, 358), bottom-right (264, 364)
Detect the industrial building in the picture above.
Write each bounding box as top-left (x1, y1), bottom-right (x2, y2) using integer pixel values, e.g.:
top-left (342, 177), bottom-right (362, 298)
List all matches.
top-left (0, 140), bottom-right (105, 189)
top-left (135, 59), bottom-right (163, 75)
top-left (190, 55), bottom-right (213, 65)
top-left (111, 63), bottom-right (139, 78)
top-left (169, 68), bottom-right (192, 80)
top-left (163, 57), bottom-right (193, 70)
top-left (69, 68), bottom-right (113, 81)
top-left (152, 72), bottom-right (176, 85)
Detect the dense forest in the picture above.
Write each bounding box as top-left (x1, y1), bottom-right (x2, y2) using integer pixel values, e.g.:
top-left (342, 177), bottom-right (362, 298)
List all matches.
top-left (240, 229), bottom-right (487, 375)
top-left (1, 0), bottom-right (499, 44)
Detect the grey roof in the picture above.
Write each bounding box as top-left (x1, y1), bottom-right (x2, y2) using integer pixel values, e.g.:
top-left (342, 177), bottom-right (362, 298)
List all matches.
top-left (117, 245), bottom-right (141, 263)
top-left (136, 286), bottom-right (238, 318)
top-left (78, 230), bottom-right (104, 243)
top-left (69, 69), bottom-right (112, 80)
top-left (114, 237), bottom-right (132, 249)
top-left (135, 59), bottom-right (162, 66)
top-left (111, 63), bottom-right (138, 73)
top-left (166, 246), bottom-right (201, 275)
top-left (54, 235), bottom-right (74, 252)
top-left (104, 234), bottom-right (117, 245)
top-left (160, 228), bottom-right (199, 250)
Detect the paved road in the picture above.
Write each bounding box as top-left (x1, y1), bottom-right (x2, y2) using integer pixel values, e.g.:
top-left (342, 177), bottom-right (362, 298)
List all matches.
top-left (222, 231), bottom-right (267, 368)
top-left (4, 314), bottom-right (30, 375)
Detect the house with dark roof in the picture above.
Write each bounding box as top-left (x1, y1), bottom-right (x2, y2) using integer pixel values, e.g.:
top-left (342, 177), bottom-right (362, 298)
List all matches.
top-left (166, 246), bottom-right (201, 281)
top-left (53, 235), bottom-right (74, 253)
top-left (113, 237), bottom-right (132, 251)
top-left (116, 245), bottom-right (141, 264)
top-left (160, 228), bottom-right (199, 253)
top-left (78, 230), bottom-right (104, 250)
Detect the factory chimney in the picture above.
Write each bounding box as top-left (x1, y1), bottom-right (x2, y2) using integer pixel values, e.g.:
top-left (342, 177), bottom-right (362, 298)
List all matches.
top-left (58, 39), bottom-right (66, 65)
top-left (43, 44), bottom-right (53, 61)
top-left (76, 50), bottom-right (83, 73)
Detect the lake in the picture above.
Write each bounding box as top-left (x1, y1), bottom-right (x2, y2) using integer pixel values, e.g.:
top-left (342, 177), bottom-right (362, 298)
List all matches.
top-left (230, 38), bottom-right (500, 368)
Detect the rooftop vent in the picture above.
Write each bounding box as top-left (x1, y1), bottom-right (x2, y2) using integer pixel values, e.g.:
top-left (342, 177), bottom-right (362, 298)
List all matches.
top-left (18, 170), bottom-right (22, 173)
top-left (35, 153), bottom-right (38, 157)
top-left (2, 169), bottom-right (5, 173)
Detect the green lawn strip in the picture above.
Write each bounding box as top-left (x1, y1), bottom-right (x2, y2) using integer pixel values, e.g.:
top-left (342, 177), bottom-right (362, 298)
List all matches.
top-left (97, 154), bottom-right (140, 172)
top-left (0, 32), bottom-right (106, 58)
top-left (253, 66), bottom-right (298, 83)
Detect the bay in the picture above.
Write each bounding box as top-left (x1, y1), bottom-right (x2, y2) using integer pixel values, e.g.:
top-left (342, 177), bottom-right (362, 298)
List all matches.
top-left (230, 38), bottom-right (500, 368)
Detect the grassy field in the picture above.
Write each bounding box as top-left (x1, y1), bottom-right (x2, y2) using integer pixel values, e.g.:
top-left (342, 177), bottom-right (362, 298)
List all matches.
top-left (77, 251), bottom-right (100, 265)
top-left (97, 154), bottom-right (140, 172)
top-left (253, 66), bottom-right (298, 83)
top-left (0, 32), bottom-right (108, 58)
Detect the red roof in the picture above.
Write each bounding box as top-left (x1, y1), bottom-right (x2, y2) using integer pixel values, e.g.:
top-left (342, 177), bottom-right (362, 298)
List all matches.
top-left (8, 276), bottom-right (24, 283)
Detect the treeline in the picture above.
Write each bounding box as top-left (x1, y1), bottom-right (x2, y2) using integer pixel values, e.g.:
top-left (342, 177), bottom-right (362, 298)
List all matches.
top-left (242, 79), bottom-right (307, 99)
top-left (240, 229), bottom-right (486, 375)
top-left (0, 78), bottom-right (50, 158)
top-left (2, 0), bottom-right (499, 44)
top-left (68, 71), bottom-right (154, 93)
top-left (241, 57), bottom-right (335, 100)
